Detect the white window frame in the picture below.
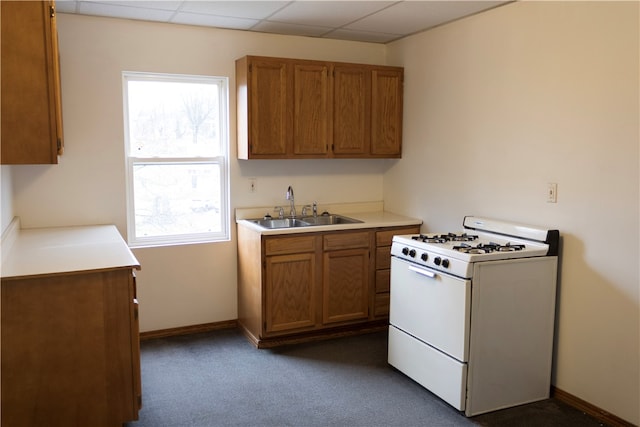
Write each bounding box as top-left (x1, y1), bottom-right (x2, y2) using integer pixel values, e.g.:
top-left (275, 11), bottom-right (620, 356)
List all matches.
top-left (122, 71), bottom-right (230, 248)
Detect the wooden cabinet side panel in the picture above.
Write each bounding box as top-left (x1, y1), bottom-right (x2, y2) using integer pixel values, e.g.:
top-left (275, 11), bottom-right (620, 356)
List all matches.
top-left (236, 56), bottom-right (249, 159)
top-left (293, 62), bottom-right (330, 156)
top-left (1, 0), bottom-right (59, 164)
top-left (371, 68), bottom-right (403, 157)
top-left (103, 270), bottom-right (138, 423)
top-left (237, 225), bottom-right (264, 339)
top-left (1, 269), bottom-right (137, 426)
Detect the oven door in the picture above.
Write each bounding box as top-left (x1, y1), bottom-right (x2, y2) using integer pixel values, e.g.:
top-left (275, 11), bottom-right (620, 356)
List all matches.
top-left (389, 256), bottom-right (471, 362)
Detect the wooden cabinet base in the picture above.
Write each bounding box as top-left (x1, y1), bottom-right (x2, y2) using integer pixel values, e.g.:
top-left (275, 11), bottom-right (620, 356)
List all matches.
top-left (239, 321), bottom-right (389, 349)
top-left (1, 269), bottom-right (140, 427)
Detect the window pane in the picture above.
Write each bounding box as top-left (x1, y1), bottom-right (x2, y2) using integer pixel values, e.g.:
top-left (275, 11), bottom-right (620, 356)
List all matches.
top-left (133, 163), bottom-right (221, 238)
top-left (127, 80), bottom-right (221, 157)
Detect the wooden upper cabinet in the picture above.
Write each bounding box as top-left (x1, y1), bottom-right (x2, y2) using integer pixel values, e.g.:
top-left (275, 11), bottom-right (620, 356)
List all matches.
top-left (236, 55), bottom-right (403, 159)
top-left (332, 65), bottom-right (371, 157)
top-left (371, 67), bottom-right (403, 158)
top-left (1, 0), bottom-right (64, 164)
top-left (237, 56), bottom-right (292, 158)
top-left (293, 61), bottom-right (331, 156)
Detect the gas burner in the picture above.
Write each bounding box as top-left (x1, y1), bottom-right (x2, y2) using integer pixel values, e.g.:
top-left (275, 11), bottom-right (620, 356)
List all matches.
top-left (447, 233), bottom-right (478, 242)
top-left (452, 242), bottom-right (526, 253)
top-left (412, 233), bottom-right (478, 244)
top-left (412, 234), bottom-right (447, 244)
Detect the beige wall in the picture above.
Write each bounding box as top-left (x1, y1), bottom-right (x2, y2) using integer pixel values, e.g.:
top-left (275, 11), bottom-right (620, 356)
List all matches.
top-left (6, 1), bottom-right (639, 424)
top-left (386, 1), bottom-right (639, 424)
top-left (11, 13), bottom-right (388, 332)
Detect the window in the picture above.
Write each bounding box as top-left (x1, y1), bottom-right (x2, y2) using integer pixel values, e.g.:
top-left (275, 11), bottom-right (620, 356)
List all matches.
top-left (123, 72), bottom-right (229, 247)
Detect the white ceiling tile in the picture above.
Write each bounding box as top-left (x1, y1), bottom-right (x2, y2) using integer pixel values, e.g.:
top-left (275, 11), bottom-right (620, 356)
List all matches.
top-left (268, 1), bottom-right (395, 27)
top-left (253, 21), bottom-right (333, 37)
top-left (179, 1), bottom-right (289, 20)
top-left (171, 12), bottom-right (259, 30)
top-left (326, 28), bottom-right (401, 44)
top-left (346, 1), bottom-right (504, 34)
top-left (77, 2), bottom-right (175, 21)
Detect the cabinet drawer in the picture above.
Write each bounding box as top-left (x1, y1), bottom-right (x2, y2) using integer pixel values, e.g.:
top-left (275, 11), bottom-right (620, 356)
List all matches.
top-left (376, 246), bottom-right (391, 270)
top-left (323, 232), bottom-right (369, 251)
top-left (265, 235), bottom-right (317, 255)
top-left (374, 293), bottom-right (390, 317)
top-left (376, 226), bottom-right (420, 246)
top-left (376, 269), bottom-right (390, 293)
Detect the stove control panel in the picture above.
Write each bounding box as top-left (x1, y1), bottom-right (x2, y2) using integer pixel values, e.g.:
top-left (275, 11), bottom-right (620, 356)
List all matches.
top-left (391, 243), bottom-right (472, 279)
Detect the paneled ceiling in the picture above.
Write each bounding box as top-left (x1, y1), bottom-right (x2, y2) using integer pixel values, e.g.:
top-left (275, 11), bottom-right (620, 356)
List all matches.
top-left (56, 1), bottom-right (510, 44)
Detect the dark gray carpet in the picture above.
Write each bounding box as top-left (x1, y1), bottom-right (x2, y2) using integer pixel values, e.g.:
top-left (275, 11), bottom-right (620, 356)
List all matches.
top-left (126, 329), bottom-right (604, 427)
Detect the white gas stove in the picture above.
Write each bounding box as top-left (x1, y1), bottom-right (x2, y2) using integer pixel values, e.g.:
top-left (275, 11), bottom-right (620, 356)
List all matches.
top-left (388, 216), bottom-right (559, 417)
top-left (390, 216), bottom-right (559, 279)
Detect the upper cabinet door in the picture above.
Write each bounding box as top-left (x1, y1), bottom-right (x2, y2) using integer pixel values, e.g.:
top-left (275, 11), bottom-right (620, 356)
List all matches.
top-left (293, 62), bottom-right (331, 156)
top-left (237, 56), bottom-right (292, 158)
top-left (371, 68), bottom-right (403, 158)
top-left (332, 65), bottom-right (371, 157)
top-left (1, 0), bottom-right (64, 164)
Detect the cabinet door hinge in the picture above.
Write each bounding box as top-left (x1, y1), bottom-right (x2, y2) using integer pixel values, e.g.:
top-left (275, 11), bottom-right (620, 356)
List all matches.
top-left (50, 5), bottom-right (55, 17)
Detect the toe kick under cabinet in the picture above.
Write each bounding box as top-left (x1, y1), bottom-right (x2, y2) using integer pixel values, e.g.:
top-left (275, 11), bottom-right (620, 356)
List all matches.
top-left (1, 221), bottom-right (142, 427)
top-left (237, 223), bottom-right (419, 348)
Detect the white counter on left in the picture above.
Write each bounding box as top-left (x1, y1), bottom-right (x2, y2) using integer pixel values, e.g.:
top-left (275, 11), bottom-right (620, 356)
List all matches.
top-left (1, 218), bottom-right (140, 280)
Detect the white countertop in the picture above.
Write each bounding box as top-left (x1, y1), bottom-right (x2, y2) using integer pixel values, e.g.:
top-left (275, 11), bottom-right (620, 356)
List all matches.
top-left (236, 207), bottom-right (422, 236)
top-left (1, 218), bottom-right (140, 280)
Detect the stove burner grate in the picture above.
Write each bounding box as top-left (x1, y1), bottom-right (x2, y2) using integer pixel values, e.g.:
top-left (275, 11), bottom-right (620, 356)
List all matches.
top-left (412, 233), bottom-right (478, 244)
top-left (452, 242), bottom-right (526, 253)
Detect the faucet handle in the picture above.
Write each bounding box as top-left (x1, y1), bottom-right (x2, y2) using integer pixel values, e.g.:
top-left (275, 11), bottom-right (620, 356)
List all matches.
top-left (301, 205), bottom-right (312, 216)
top-left (312, 201), bottom-right (318, 217)
top-left (274, 206), bottom-right (285, 219)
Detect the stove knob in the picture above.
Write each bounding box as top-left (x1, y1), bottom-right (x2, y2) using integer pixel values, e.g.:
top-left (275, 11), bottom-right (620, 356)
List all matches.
top-left (402, 247), bottom-right (409, 255)
top-left (409, 249), bottom-right (416, 258)
top-left (442, 259), bottom-right (450, 268)
top-left (434, 257), bottom-right (441, 266)
top-left (421, 253), bottom-right (428, 262)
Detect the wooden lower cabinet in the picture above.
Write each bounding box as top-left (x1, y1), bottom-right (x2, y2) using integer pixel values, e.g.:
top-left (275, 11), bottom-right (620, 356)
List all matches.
top-left (1, 268), bottom-right (141, 427)
top-left (323, 232), bottom-right (370, 324)
top-left (237, 224), bottom-right (420, 348)
top-left (373, 226), bottom-right (421, 317)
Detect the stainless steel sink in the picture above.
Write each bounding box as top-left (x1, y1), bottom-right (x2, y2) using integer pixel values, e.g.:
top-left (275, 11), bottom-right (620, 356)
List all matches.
top-left (299, 214), bottom-right (363, 226)
top-left (247, 214), bottom-right (362, 229)
top-left (247, 218), bottom-right (310, 229)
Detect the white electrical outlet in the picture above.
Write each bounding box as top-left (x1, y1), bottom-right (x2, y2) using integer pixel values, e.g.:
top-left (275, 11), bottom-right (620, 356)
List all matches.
top-left (547, 183), bottom-right (557, 203)
top-left (249, 178), bottom-right (257, 193)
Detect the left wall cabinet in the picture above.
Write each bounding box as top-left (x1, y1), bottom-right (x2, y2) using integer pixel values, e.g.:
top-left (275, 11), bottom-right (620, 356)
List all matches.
top-left (1, 0), bottom-right (64, 164)
top-left (1, 223), bottom-right (141, 427)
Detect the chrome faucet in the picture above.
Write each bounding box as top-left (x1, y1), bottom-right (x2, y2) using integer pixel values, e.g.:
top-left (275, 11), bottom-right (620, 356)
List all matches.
top-left (286, 186), bottom-right (296, 218)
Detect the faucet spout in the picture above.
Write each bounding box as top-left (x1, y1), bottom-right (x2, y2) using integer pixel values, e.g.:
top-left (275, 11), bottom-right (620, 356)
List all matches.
top-left (286, 186), bottom-right (296, 218)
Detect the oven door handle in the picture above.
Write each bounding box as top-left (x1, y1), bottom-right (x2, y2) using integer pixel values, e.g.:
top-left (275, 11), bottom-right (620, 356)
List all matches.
top-left (408, 265), bottom-right (436, 278)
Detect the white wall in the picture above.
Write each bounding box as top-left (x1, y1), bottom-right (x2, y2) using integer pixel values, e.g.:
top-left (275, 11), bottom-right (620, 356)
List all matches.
top-left (1, 166), bottom-right (13, 233)
top-left (385, 2), bottom-right (639, 424)
top-left (11, 13), bottom-right (388, 332)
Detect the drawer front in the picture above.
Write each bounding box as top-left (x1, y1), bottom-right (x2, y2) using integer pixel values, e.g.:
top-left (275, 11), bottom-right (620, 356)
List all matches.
top-left (265, 235), bottom-right (317, 255)
top-left (375, 269), bottom-right (390, 293)
top-left (376, 226), bottom-right (420, 246)
top-left (376, 246), bottom-right (391, 270)
top-left (374, 293), bottom-right (390, 317)
top-left (323, 231), bottom-right (370, 251)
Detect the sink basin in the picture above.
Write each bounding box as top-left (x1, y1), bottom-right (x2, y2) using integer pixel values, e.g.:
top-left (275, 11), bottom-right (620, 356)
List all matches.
top-left (247, 218), bottom-right (310, 229)
top-left (300, 214), bottom-right (363, 226)
top-left (246, 214), bottom-right (363, 229)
